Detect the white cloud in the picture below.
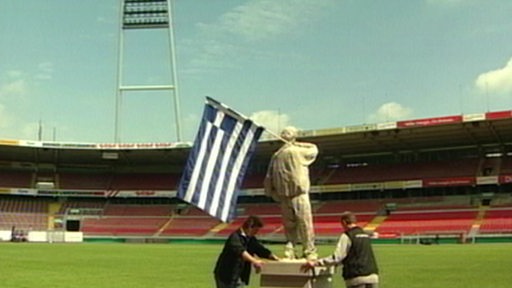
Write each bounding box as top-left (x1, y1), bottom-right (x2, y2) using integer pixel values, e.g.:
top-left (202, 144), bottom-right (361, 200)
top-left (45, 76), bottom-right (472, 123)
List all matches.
top-left (475, 57), bottom-right (512, 94)
top-left (368, 102), bottom-right (413, 123)
top-left (0, 69), bottom-right (30, 98)
top-left (249, 110), bottom-right (291, 139)
top-left (0, 70), bottom-right (34, 139)
top-left (0, 78), bottom-right (28, 98)
top-left (6, 70), bottom-right (24, 78)
top-left (35, 62), bottom-right (54, 80)
top-left (214, 0), bottom-right (331, 42)
top-left (188, 0), bottom-right (333, 74)
top-left (186, 40), bottom-right (239, 73)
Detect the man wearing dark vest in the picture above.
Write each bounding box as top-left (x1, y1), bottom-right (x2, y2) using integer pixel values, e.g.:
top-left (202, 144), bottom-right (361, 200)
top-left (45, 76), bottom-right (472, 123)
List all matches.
top-left (302, 211), bottom-right (379, 288)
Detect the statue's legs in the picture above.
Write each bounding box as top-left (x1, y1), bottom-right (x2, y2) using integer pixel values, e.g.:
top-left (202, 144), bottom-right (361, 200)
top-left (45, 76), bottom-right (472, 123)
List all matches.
top-left (294, 193), bottom-right (317, 260)
top-left (280, 194), bottom-right (317, 260)
top-left (281, 199), bottom-right (298, 259)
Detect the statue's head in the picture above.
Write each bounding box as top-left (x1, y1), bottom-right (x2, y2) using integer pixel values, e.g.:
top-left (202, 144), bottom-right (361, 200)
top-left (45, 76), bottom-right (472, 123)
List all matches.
top-left (280, 126), bottom-right (298, 142)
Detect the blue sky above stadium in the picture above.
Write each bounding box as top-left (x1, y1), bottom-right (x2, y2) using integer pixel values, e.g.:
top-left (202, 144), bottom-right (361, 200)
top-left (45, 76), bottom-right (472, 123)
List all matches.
top-left (0, 0), bottom-right (511, 143)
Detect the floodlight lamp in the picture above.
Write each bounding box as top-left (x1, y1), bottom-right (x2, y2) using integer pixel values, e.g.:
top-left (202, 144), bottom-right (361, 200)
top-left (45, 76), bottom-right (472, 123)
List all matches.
top-left (122, 0), bottom-right (169, 29)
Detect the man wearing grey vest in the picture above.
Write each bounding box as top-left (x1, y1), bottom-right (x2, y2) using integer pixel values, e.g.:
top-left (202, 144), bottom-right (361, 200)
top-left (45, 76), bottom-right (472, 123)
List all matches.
top-left (302, 211), bottom-right (379, 288)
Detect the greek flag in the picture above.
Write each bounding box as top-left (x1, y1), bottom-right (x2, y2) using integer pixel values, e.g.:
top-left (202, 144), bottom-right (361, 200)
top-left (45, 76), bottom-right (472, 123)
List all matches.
top-left (177, 97), bottom-right (264, 222)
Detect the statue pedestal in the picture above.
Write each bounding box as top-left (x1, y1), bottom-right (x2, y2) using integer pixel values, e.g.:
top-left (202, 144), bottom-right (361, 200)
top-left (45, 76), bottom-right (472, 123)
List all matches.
top-left (260, 260), bottom-right (335, 288)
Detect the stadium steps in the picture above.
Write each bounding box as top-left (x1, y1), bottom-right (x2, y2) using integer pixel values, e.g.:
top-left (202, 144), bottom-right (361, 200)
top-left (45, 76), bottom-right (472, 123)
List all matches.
top-left (210, 222), bottom-right (230, 233)
top-left (47, 202), bottom-right (62, 229)
top-left (153, 216), bottom-right (174, 237)
top-left (265, 225), bottom-right (284, 238)
top-left (317, 168), bottom-right (337, 185)
top-left (363, 215), bottom-right (387, 231)
top-left (203, 222), bottom-right (231, 237)
top-left (468, 205), bottom-right (489, 236)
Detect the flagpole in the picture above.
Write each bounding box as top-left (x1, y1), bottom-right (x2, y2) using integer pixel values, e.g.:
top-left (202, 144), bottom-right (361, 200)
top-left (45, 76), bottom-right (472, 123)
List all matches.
top-left (262, 127), bottom-right (290, 144)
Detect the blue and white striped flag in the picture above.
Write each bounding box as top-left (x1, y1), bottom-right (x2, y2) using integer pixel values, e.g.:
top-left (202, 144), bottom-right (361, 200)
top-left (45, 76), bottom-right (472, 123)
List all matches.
top-left (177, 97), bottom-right (264, 222)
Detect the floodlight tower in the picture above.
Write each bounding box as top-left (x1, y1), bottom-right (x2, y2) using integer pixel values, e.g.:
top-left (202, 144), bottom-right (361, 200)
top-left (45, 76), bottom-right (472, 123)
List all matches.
top-left (115, 0), bottom-right (182, 142)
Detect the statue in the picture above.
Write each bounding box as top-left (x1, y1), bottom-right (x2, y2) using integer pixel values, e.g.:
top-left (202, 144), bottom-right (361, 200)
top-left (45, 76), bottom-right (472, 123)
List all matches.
top-left (264, 126), bottom-right (318, 260)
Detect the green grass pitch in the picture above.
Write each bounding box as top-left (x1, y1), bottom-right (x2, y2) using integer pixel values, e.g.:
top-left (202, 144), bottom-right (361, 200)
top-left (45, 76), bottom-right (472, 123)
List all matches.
top-left (1, 242), bottom-right (511, 287)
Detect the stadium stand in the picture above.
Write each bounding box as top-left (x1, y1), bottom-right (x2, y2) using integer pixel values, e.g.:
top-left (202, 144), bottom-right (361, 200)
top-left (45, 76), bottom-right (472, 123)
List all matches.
top-left (103, 204), bottom-right (172, 216)
top-left (211, 203), bottom-right (283, 237)
top-left (501, 157), bottom-right (512, 174)
top-left (323, 158), bottom-right (480, 184)
top-left (81, 217), bottom-right (168, 236)
top-left (110, 173), bottom-right (178, 190)
top-left (0, 170), bottom-right (33, 188)
top-left (0, 197), bottom-right (49, 231)
top-left (159, 216), bottom-right (220, 237)
top-left (58, 172), bottom-right (178, 190)
top-left (375, 209), bottom-right (478, 236)
top-left (77, 203), bottom-right (173, 236)
top-left (241, 172), bottom-right (266, 189)
top-left (1, 111), bottom-right (512, 243)
top-left (479, 206), bottom-right (512, 234)
top-left (58, 172), bottom-right (111, 190)
top-left (58, 199), bottom-right (106, 213)
top-left (311, 200), bottom-right (381, 237)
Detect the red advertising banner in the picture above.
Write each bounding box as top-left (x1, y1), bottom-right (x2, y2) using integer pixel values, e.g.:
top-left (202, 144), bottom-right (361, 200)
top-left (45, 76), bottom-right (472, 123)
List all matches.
top-left (499, 174), bottom-right (512, 184)
top-left (397, 115), bottom-right (463, 128)
top-left (485, 110), bottom-right (512, 120)
top-left (423, 177), bottom-right (475, 187)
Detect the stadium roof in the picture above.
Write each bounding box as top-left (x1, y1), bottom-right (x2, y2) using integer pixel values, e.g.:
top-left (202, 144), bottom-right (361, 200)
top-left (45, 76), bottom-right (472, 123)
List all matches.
top-left (0, 111), bottom-right (511, 168)
top-left (299, 115), bottom-right (512, 158)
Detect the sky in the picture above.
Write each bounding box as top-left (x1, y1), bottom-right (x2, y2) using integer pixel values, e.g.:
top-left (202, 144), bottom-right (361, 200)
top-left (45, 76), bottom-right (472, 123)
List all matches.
top-left (0, 0), bottom-right (511, 144)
